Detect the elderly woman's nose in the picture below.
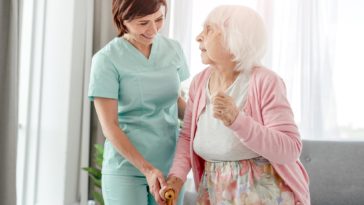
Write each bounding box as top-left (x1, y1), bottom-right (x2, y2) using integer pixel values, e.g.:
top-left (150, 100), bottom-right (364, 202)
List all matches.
top-left (196, 32), bottom-right (203, 42)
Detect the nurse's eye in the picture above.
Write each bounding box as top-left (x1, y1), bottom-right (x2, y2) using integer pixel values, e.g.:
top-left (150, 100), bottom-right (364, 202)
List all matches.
top-left (139, 21), bottom-right (149, 26)
top-left (155, 17), bottom-right (163, 22)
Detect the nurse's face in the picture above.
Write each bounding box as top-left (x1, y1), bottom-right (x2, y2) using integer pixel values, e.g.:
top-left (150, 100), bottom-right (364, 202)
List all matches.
top-left (123, 6), bottom-right (165, 47)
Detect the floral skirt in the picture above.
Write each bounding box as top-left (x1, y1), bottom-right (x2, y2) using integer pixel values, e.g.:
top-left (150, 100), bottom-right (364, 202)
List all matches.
top-left (196, 157), bottom-right (295, 205)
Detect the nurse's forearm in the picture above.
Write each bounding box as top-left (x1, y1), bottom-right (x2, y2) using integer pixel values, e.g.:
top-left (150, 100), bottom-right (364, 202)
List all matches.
top-left (104, 124), bottom-right (154, 175)
top-left (94, 98), bottom-right (155, 174)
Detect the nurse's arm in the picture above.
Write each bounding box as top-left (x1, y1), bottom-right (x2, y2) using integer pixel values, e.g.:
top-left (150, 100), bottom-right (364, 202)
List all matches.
top-left (94, 97), bottom-right (168, 203)
top-left (177, 93), bottom-right (186, 120)
top-left (93, 97), bottom-right (157, 175)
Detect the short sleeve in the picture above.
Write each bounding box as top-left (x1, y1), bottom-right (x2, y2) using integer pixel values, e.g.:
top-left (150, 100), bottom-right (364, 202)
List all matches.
top-left (88, 53), bottom-right (119, 101)
top-left (176, 43), bottom-right (190, 82)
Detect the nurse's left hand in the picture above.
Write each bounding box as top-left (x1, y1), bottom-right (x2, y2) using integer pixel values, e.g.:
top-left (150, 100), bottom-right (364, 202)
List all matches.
top-left (144, 167), bottom-right (168, 205)
top-left (212, 91), bottom-right (240, 126)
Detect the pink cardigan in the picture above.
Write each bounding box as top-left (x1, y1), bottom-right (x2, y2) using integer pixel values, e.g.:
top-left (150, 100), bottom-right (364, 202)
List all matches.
top-left (169, 67), bottom-right (310, 205)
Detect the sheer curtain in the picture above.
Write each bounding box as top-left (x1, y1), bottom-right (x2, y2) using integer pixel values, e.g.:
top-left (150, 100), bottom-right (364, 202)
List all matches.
top-left (0, 0), bottom-right (19, 204)
top-left (266, 0), bottom-right (338, 139)
top-left (168, 0), bottom-right (194, 93)
top-left (169, 0), bottom-right (193, 65)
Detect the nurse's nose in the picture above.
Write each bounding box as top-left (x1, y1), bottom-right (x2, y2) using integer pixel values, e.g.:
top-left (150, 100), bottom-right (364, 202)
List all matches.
top-left (148, 22), bottom-right (158, 35)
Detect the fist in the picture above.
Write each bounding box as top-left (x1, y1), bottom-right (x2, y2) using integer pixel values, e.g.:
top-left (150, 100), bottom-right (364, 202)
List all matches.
top-left (211, 91), bottom-right (240, 126)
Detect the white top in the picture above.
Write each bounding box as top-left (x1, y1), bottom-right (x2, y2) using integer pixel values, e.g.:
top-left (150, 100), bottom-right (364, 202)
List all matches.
top-left (193, 72), bottom-right (259, 162)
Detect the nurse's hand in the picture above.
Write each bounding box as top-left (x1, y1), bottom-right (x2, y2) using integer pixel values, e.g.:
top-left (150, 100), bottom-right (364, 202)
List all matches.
top-left (212, 91), bottom-right (240, 126)
top-left (144, 166), bottom-right (167, 205)
top-left (159, 175), bottom-right (184, 205)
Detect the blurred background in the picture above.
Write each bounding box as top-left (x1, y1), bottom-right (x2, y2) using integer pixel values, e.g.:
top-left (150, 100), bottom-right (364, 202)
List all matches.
top-left (1, 0), bottom-right (363, 204)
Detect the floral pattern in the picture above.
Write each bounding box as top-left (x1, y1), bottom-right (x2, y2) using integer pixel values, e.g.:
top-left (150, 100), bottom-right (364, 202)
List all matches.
top-left (196, 157), bottom-right (295, 205)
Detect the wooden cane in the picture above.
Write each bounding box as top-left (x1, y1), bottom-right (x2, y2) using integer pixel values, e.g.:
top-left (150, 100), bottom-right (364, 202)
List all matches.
top-left (164, 189), bottom-right (175, 205)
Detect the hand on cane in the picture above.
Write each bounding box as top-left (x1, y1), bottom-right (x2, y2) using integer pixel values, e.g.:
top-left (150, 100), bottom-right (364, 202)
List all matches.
top-left (164, 189), bottom-right (175, 205)
top-left (144, 167), bottom-right (168, 205)
top-left (160, 176), bottom-right (184, 205)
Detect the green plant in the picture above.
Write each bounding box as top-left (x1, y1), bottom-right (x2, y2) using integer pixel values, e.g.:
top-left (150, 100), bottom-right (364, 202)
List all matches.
top-left (82, 144), bottom-right (104, 205)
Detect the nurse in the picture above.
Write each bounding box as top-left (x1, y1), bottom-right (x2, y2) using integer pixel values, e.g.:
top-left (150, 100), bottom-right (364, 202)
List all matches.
top-left (88, 0), bottom-right (189, 204)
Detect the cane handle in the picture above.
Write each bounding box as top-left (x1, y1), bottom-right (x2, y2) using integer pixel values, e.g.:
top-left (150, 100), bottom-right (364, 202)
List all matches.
top-left (164, 189), bottom-right (175, 205)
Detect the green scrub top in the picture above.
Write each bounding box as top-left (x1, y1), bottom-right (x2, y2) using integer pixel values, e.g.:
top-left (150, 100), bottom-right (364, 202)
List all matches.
top-left (88, 34), bottom-right (190, 176)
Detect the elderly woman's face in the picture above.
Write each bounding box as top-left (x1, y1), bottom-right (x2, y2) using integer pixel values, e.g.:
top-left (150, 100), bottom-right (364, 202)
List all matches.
top-left (196, 23), bottom-right (231, 65)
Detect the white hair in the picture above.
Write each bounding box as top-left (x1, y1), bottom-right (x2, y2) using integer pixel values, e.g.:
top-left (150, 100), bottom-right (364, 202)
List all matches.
top-left (205, 5), bottom-right (267, 72)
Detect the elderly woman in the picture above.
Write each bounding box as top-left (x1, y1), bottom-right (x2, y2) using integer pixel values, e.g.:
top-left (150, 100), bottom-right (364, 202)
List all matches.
top-left (160, 5), bottom-right (310, 205)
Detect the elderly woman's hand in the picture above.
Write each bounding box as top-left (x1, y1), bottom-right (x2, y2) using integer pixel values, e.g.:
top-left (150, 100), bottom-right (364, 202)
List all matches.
top-left (159, 175), bottom-right (184, 205)
top-left (212, 91), bottom-right (240, 126)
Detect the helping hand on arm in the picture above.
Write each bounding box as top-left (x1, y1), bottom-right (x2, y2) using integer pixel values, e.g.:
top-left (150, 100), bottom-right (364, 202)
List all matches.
top-left (177, 91), bottom-right (187, 120)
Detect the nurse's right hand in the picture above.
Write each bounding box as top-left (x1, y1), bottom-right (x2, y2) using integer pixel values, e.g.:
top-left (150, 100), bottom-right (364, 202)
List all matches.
top-left (144, 166), bottom-right (167, 205)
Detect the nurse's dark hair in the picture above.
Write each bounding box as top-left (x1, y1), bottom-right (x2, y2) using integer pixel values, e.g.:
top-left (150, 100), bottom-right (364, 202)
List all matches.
top-left (112, 0), bottom-right (167, 37)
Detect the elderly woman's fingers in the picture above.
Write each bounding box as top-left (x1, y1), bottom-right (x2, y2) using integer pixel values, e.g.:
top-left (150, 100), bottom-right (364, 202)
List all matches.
top-left (212, 92), bottom-right (228, 101)
top-left (212, 109), bottom-right (224, 119)
top-left (213, 99), bottom-right (236, 113)
top-left (213, 93), bottom-right (234, 104)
